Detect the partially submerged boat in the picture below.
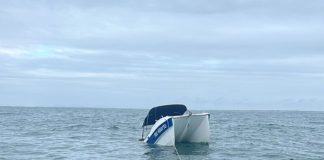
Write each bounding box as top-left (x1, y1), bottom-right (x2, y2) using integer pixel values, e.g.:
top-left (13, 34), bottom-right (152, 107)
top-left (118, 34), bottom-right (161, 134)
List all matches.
top-left (140, 104), bottom-right (210, 146)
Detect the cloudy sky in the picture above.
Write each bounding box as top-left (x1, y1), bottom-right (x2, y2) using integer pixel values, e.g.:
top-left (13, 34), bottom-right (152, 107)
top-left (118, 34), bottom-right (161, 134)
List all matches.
top-left (1, 0), bottom-right (324, 110)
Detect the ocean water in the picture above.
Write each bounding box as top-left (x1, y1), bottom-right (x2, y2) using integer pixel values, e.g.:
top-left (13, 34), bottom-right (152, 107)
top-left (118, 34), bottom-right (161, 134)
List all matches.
top-left (0, 107), bottom-right (324, 160)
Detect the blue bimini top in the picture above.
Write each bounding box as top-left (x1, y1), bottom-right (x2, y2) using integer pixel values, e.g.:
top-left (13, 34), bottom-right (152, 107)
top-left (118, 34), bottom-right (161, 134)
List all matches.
top-left (142, 104), bottom-right (187, 127)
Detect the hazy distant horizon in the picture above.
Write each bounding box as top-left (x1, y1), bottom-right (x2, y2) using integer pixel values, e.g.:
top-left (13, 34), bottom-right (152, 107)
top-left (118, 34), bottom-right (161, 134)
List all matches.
top-left (1, 0), bottom-right (323, 111)
top-left (1, 105), bottom-right (323, 112)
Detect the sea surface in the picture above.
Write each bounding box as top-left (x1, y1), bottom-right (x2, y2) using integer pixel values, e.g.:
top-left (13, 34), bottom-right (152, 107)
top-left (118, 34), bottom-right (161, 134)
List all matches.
top-left (0, 106), bottom-right (324, 160)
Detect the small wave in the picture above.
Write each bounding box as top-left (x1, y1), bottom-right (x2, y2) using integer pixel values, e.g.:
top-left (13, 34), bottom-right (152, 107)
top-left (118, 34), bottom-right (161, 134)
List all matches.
top-left (108, 125), bottom-right (120, 130)
top-left (0, 112), bottom-right (14, 115)
top-left (21, 131), bottom-right (51, 136)
top-left (65, 124), bottom-right (88, 129)
top-left (257, 123), bottom-right (286, 129)
top-left (69, 135), bottom-right (88, 139)
top-left (309, 121), bottom-right (324, 125)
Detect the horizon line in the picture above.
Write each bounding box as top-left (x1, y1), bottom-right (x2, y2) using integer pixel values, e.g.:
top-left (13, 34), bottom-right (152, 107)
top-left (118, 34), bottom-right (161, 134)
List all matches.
top-left (0, 105), bottom-right (323, 112)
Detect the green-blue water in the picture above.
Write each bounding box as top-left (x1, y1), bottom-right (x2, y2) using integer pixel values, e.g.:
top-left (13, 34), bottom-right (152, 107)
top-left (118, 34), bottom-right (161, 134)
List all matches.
top-left (1, 106), bottom-right (324, 159)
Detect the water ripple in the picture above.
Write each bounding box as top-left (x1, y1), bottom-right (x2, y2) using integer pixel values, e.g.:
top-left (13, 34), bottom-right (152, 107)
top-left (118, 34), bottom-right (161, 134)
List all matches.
top-left (0, 107), bottom-right (324, 159)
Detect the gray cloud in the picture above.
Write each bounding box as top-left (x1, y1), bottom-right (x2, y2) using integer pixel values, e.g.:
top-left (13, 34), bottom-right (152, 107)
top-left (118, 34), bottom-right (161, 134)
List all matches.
top-left (1, 0), bottom-right (324, 110)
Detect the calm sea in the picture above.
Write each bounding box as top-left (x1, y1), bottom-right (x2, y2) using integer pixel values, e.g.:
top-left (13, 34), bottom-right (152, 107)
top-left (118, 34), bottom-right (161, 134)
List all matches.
top-left (0, 106), bottom-right (323, 160)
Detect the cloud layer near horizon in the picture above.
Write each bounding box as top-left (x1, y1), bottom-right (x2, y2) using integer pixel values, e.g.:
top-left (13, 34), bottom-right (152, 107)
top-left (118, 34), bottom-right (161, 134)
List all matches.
top-left (1, 0), bottom-right (324, 110)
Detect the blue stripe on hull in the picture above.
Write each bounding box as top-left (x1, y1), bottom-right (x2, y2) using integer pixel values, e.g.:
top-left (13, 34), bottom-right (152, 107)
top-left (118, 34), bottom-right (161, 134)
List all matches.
top-left (147, 118), bottom-right (173, 144)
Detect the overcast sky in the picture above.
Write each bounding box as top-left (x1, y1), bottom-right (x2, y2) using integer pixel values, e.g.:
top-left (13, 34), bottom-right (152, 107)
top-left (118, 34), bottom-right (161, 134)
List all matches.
top-left (1, 0), bottom-right (324, 110)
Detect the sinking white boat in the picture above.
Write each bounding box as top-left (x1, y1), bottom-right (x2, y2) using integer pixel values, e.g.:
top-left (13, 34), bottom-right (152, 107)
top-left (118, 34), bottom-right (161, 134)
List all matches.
top-left (140, 104), bottom-right (210, 146)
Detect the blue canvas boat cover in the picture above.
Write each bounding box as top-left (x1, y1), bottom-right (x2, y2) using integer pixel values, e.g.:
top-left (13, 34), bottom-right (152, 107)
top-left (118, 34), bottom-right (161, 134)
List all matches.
top-left (142, 104), bottom-right (187, 126)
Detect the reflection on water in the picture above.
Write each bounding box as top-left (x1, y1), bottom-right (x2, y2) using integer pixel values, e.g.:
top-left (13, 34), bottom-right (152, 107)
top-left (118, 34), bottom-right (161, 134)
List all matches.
top-left (143, 145), bottom-right (175, 160)
top-left (143, 143), bottom-right (210, 160)
top-left (176, 143), bottom-right (210, 155)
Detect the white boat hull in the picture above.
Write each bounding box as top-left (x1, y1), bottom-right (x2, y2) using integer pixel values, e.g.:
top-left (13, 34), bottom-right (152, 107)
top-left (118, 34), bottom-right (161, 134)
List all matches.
top-left (144, 113), bottom-right (210, 146)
